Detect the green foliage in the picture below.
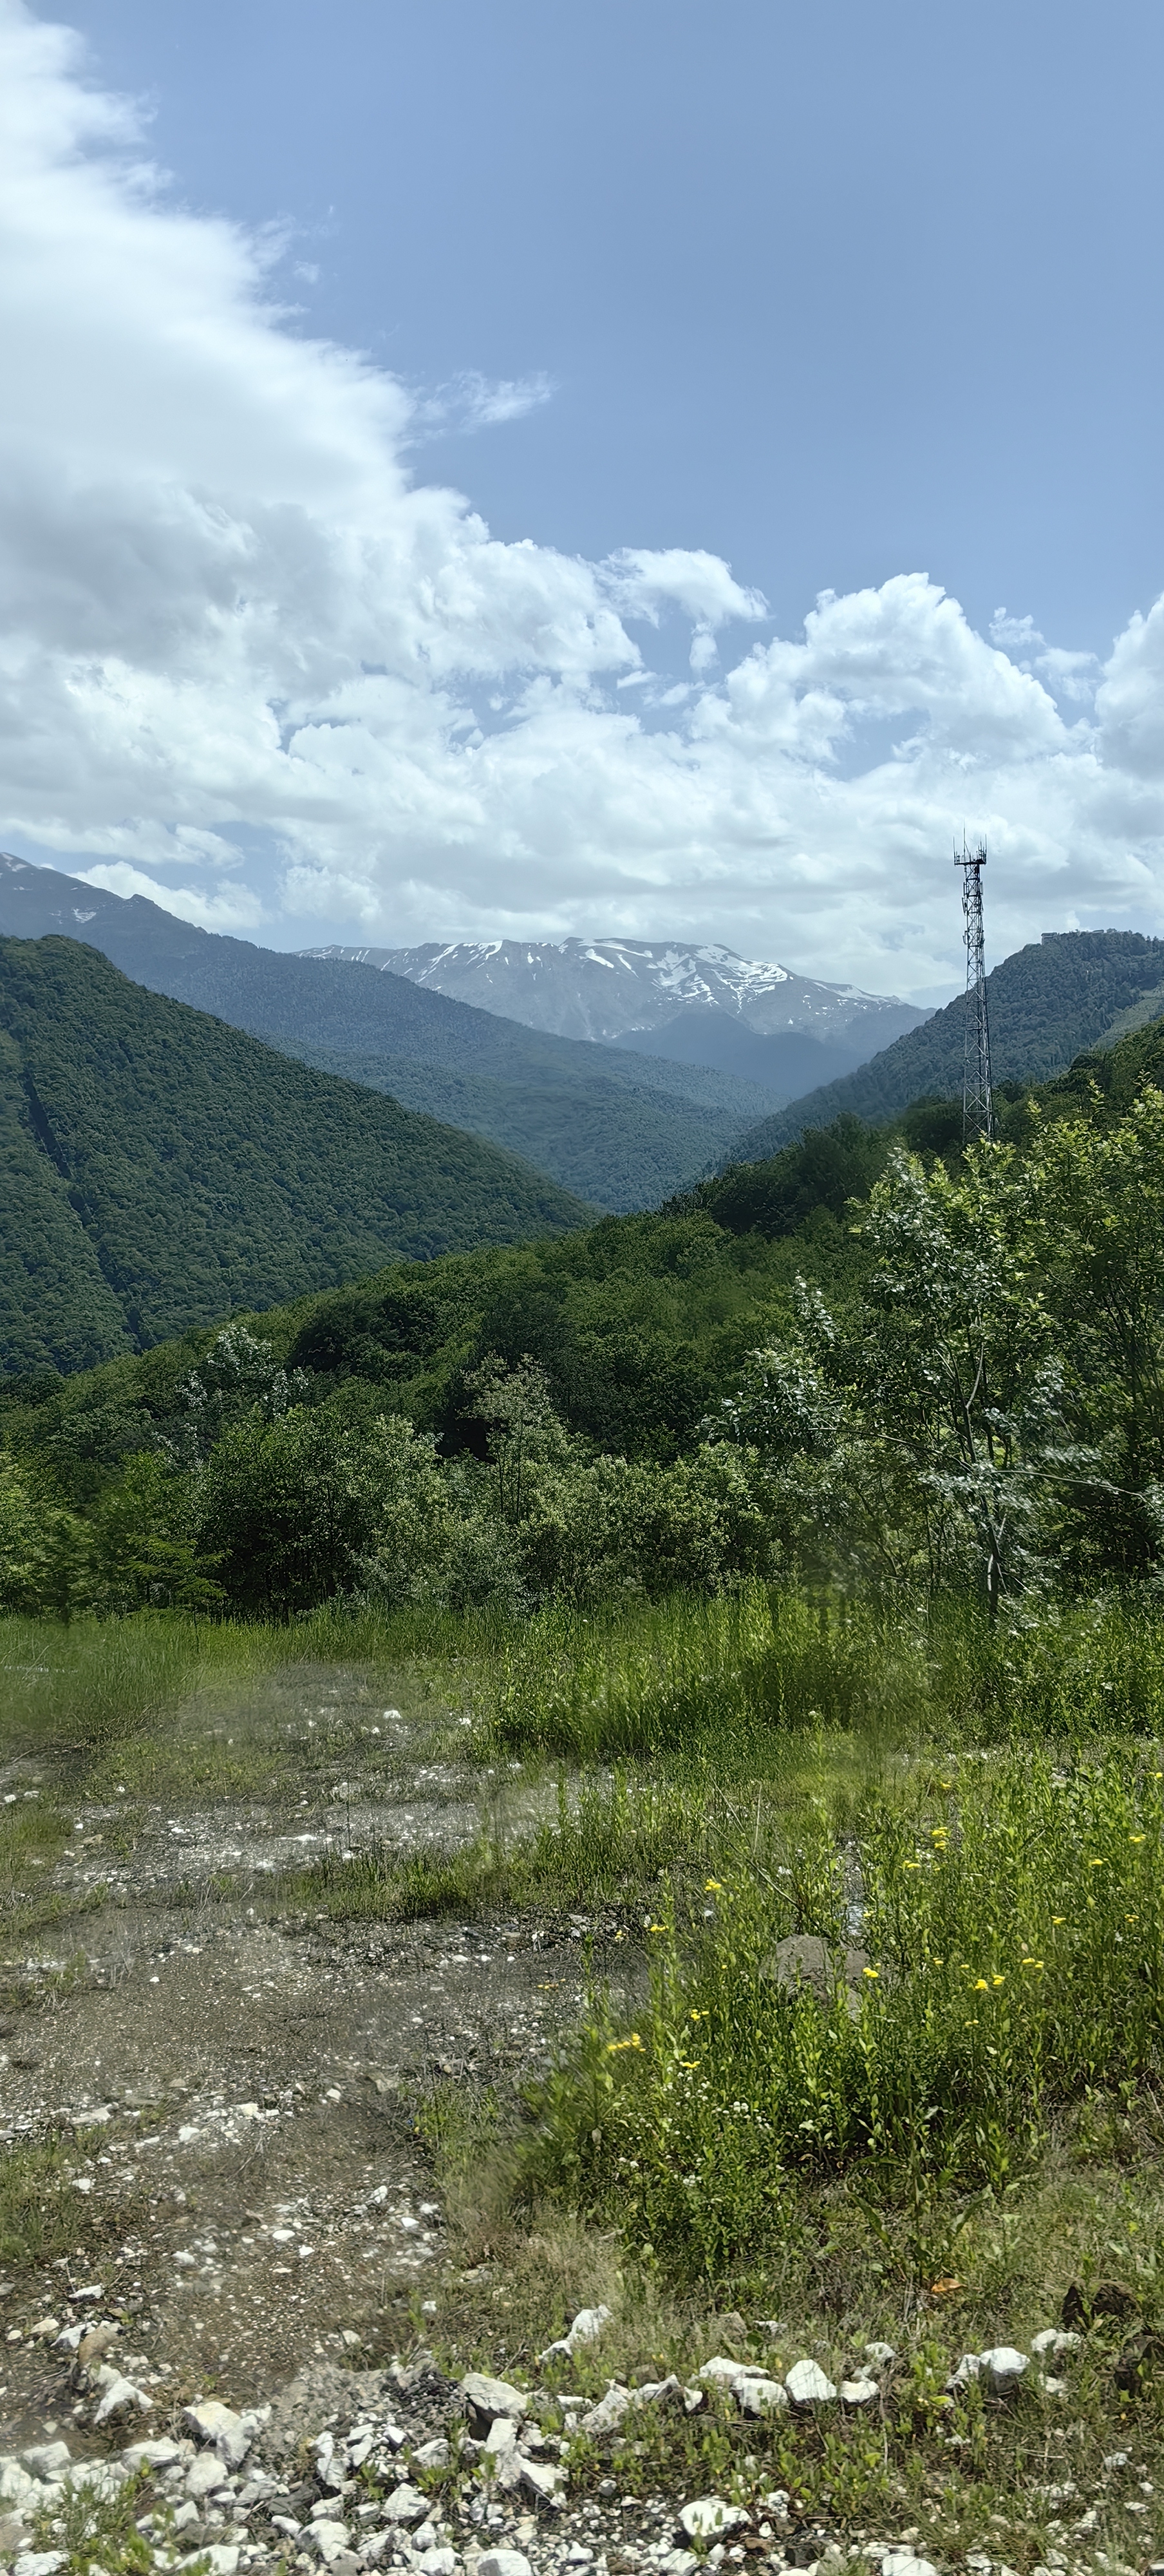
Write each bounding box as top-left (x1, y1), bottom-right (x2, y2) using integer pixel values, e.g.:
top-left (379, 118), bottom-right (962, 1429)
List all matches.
top-left (0, 933), bottom-right (588, 1375)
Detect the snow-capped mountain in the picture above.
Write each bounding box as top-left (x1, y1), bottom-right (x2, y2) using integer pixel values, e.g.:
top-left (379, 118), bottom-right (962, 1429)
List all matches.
top-left (301, 938), bottom-right (930, 1097)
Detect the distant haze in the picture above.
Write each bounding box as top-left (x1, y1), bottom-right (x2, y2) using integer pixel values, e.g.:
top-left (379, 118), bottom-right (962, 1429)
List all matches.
top-left (301, 938), bottom-right (930, 1095)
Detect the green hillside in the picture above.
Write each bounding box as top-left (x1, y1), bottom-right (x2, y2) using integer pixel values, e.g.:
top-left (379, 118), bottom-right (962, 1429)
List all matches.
top-left (733, 927), bottom-right (1164, 1159)
top-left (0, 937), bottom-right (588, 1376)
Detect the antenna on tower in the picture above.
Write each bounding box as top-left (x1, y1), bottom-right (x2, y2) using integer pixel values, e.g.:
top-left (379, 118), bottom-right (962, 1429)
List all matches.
top-left (955, 833), bottom-right (993, 1143)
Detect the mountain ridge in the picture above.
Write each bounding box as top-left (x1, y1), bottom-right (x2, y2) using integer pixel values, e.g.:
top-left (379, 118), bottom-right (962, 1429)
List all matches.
top-left (303, 933), bottom-right (930, 1094)
top-left (728, 928), bottom-right (1164, 1161)
top-left (0, 858), bottom-right (776, 1210)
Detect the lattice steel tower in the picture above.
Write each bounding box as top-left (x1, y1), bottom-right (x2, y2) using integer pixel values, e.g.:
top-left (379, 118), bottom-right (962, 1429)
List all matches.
top-left (956, 834), bottom-right (993, 1142)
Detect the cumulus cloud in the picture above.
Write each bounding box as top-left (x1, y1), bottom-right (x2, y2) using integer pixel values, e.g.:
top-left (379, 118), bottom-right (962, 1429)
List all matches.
top-left (1, 0), bottom-right (1163, 996)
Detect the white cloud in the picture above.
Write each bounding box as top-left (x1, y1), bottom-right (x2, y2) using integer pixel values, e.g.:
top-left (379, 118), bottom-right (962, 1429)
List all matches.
top-left (73, 860), bottom-right (266, 933)
top-left (411, 370), bottom-right (556, 436)
top-left (1, 0), bottom-right (1163, 998)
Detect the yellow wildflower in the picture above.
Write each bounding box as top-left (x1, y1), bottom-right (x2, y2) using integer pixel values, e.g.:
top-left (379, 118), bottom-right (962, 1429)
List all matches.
top-left (1131, 1834), bottom-right (1146, 1845)
top-left (704, 1879), bottom-right (724, 1894)
top-left (974, 1977), bottom-right (989, 1991)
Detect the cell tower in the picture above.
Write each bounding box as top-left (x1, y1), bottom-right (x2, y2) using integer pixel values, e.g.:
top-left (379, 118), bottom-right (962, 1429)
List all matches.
top-left (955, 834), bottom-right (993, 1143)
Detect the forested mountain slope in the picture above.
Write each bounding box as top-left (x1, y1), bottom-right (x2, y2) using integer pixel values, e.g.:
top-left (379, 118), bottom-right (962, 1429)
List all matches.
top-left (0, 858), bottom-right (771, 1208)
top-left (0, 937), bottom-right (588, 1377)
top-left (731, 929), bottom-right (1164, 1159)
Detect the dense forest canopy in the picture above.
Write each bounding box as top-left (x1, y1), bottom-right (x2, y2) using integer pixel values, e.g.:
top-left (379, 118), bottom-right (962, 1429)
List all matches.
top-left (0, 934), bottom-right (589, 1376)
top-left (6, 1007), bottom-right (1164, 1621)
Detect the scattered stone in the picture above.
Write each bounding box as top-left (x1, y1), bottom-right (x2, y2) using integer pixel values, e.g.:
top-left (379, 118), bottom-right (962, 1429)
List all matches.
top-left (537, 2304), bottom-right (613, 2364)
top-left (28, 2317), bottom-right (59, 2341)
top-left (697, 2356), bottom-right (751, 2385)
top-left (460, 2371), bottom-right (529, 2428)
top-left (122, 2439), bottom-right (184, 2471)
top-left (0, 2467), bottom-right (41, 2514)
top-left (1031, 2327), bottom-right (1082, 2358)
top-left (881, 2557), bottom-right (937, 2576)
top-left (14, 2553), bottom-right (66, 2576)
top-left (476, 2553), bottom-right (533, 2576)
top-left (785, 2358), bottom-right (838, 2405)
top-left (517, 2456), bottom-right (565, 2508)
top-left (980, 2345), bottom-right (1029, 2390)
top-left (678, 2499), bottom-right (748, 2543)
top-left (183, 2400), bottom-right (253, 2468)
top-left (303, 2523), bottom-right (352, 2563)
top-left (93, 2369), bottom-right (153, 2425)
top-left (734, 2375), bottom-right (789, 2416)
top-left (840, 2377), bottom-right (881, 2406)
top-left (380, 2484), bottom-right (429, 2525)
top-left (578, 2385), bottom-right (632, 2436)
top-left (22, 2446), bottom-right (71, 2479)
top-left (412, 2436), bottom-right (451, 2469)
top-left (187, 2453), bottom-right (226, 2499)
top-left (77, 2321), bottom-right (119, 2373)
top-left (865, 2341), bottom-right (896, 2365)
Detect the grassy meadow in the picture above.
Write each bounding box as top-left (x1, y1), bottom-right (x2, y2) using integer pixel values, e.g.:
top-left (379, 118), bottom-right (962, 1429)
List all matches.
top-left (6, 1586), bottom-right (1164, 2562)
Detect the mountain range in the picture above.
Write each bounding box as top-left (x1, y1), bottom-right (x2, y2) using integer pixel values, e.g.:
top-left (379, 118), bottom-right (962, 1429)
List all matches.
top-left (303, 935), bottom-right (929, 1094)
top-left (731, 928), bottom-right (1164, 1160)
top-left (0, 858), bottom-right (776, 1213)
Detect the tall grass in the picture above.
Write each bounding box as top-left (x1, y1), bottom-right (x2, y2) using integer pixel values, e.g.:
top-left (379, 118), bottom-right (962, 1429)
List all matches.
top-left (485, 1583), bottom-right (1164, 1763)
top-left (522, 1734), bottom-right (1164, 2279)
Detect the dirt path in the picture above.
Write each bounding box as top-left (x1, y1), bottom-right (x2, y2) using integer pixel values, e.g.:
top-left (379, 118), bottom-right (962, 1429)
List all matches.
top-left (0, 1660), bottom-right (625, 2445)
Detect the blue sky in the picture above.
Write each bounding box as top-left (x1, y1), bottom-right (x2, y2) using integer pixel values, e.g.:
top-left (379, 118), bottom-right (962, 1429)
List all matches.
top-left (1, 0), bottom-right (1162, 996)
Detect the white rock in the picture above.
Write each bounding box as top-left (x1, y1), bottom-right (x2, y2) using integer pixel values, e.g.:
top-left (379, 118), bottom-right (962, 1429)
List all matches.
top-left (881, 2556), bottom-right (938, 2576)
top-left (415, 2552), bottom-right (458, 2575)
top-left (21, 2447), bottom-right (71, 2478)
top-left (303, 2523), bottom-right (351, 2562)
top-left (698, 2356), bottom-right (751, 2385)
top-left (518, 2456), bottom-right (565, 2507)
top-left (483, 2421), bottom-right (517, 2457)
top-left (187, 2454), bottom-right (227, 2500)
top-left (734, 2376), bottom-right (789, 2416)
top-left (785, 2358), bottom-right (838, 2405)
top-left (183, 2400), bottom-right (252, 2468)
top-left (661, 2556), bottom-right (699, 2576)
top-left (460, 2372), bottom-right (528, 2425)
top-left (380, 2485), bottom-right (428, 2525)
top-left (192, 2552), bottom-right (239, 2576)
top-left (476, 2555), bottom-right (532, 2576)
top-left (14, 2554), bottom-right (66, 2576)
top-left (578, 2385), bottom-right (632, 2436)
top-left (94, 2372), bottom-right (153, 2425)
top-left (0, 2468), bottom-right (41, 2513)
top-left (630, 2374), bottom-right (684, 2412)
top-left (946, 2350), bottom-right (984, 2391)
top-left (63, 2462), bottom-right (126, 2499)
top-left (980, 2345), bottom-right (1029, 2388)
top-left (122, 2439), bottom-right (183, 2471)
top-left (678, 2499), bottom-right (747, 2542)
top-left (411, 2438), bottom-right (450, 2471)
top-left (865, 2342), bottom-right (896, 2365)
top-left (840, 2378), bottom-right (881, 2407)
top-left (1031, 2328), bottom-right (1082, 2358)
top-left (537, 2304), bottom-right (613, 2364)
